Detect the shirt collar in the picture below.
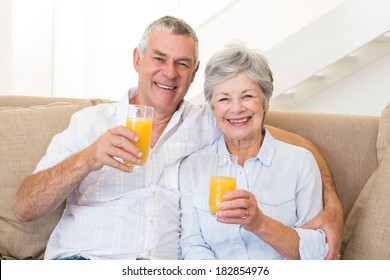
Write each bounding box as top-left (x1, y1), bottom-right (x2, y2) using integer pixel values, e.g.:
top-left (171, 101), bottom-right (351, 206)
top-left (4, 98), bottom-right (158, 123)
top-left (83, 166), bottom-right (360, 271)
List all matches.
top-left (115, 89), bottom-right (134, 126)
top-left (216, 128), bottom-right (275, 167)
top-left (115, 87), bottom-right (187, 129)
top-left (257, 128), bottom-right (275, 167)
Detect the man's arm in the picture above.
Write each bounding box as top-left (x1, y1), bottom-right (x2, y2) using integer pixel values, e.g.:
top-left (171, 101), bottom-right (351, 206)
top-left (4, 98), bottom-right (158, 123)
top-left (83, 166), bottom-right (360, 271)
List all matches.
top-left (13, 125), bottom-right (140, 222)
top-left (14, 151), bottom-right (93, 222)
top-left (266, 125), bottom-right (343, 260)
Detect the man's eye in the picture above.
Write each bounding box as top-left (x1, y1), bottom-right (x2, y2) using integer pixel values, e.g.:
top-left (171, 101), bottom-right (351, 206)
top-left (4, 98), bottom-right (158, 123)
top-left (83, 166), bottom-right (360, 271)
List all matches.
top-left (178, 62), bottom-right (190, 68)
top-left (153, 57), bottom-right (164, 61)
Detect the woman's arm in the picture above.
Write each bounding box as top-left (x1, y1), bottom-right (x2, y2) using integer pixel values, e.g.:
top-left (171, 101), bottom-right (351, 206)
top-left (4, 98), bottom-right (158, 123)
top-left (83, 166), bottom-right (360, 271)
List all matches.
top-left (219, 149), bottom-right (328, 259)
top-left (265, 125), bottom-right (343, 259)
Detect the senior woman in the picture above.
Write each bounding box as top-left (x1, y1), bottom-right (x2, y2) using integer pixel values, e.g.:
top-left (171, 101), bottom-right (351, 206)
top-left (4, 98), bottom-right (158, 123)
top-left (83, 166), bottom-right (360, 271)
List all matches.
top-left (179, 41), bottom-right (329, 260)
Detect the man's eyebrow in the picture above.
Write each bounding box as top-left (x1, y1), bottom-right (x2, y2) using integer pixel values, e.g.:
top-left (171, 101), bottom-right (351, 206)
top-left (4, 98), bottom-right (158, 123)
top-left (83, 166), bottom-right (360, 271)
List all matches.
top-left (152, 49), bottom-right (194, 64)
top-left (152, 49), bottom-right (167, 57)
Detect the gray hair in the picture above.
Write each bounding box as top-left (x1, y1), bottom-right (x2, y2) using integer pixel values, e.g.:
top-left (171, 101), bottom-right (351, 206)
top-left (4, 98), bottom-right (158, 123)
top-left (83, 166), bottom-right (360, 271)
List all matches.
top-left (137, 15), bottom-right (199, 64)
top-left (204, 41), bottom-right (273, 108)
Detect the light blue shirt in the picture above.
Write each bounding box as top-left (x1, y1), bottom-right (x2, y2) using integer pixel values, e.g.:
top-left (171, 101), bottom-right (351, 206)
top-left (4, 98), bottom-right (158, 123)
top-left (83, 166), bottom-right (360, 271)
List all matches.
top-left (179, 129), bottom-right (329, 260)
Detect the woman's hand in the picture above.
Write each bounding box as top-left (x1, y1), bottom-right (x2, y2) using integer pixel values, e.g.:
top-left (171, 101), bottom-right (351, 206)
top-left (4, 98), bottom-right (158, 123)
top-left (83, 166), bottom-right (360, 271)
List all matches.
top-left (217, 189), bottom-right (264, 232)
top-left (217, 189), bottom-right (301, 260)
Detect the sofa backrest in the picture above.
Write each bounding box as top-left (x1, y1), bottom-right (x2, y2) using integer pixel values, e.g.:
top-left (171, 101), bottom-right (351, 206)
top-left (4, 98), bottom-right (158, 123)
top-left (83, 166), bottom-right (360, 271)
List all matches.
top-left (265, 110), bottom-right (379, 220)
top-left (0, 96), bottom-right (111, 259)
top-left (0, 95), bottom-right (111, 107)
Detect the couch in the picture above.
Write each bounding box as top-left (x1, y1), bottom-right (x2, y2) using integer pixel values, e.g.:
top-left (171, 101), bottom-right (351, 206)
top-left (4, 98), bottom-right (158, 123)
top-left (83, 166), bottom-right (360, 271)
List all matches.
top-left (1, 95), bottom-right (389, 260)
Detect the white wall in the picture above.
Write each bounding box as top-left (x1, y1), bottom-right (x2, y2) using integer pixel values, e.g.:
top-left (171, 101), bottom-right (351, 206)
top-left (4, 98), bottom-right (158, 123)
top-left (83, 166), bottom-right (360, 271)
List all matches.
top-left (1, 0), bottom-right (388, 116)
top-left (293, 53), bottom-right (390, 116)
top-left (0, 0), bottom-right (12, 93)
top-left (51, 0), bottom-right (245, 100)
top-left (0, 0), bottom-right (53, 96)
top-left (192, 0), bottom-right (346, 100)
top-left (0, 0), bottom-right (346, 99)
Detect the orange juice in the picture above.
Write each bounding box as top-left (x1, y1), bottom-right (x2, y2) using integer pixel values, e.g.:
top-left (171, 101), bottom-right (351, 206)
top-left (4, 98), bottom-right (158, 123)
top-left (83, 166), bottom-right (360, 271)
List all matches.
top-left (125, 118), bottom-right (153, 166)
top-left (209, 176), bottom-right (236, 216)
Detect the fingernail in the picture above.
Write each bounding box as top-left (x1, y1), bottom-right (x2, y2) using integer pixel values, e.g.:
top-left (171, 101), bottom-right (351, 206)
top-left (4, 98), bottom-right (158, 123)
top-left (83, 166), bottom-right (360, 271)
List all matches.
top-left (137, 152), bottom-right (143, 158)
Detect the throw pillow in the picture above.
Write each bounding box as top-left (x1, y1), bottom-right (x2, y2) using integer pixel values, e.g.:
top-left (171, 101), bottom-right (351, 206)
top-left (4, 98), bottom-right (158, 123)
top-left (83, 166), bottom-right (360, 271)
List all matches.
top-left (341, 146), bottom-right (390, 259)
top-left (377, 101), bottom-right (390, 164)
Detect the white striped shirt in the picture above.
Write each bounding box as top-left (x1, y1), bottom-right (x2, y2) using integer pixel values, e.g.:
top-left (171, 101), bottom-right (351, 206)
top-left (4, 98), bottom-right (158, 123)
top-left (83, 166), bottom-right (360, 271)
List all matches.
top-left (38, 89), bottom-right (218, 259)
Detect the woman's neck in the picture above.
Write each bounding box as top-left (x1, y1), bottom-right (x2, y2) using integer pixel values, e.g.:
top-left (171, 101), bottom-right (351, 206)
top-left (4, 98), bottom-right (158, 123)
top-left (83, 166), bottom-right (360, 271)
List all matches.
top-left (225, 132), bottom-right (264, 166)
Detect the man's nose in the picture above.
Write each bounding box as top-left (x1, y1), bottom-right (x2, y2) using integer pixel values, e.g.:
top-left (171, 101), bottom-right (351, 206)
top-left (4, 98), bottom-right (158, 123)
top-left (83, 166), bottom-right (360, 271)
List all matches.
top-left (162, 62), bottom-right (177, 80)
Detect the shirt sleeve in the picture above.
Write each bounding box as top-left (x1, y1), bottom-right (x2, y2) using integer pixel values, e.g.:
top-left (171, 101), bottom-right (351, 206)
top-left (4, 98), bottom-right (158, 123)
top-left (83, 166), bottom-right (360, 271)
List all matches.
top-left (294, 151), bottom-right (329, 259)
top-left (179, 156), bottom-right (217, 260)
top-left (34, 111), bottom-right (85, 173)
top-left (34, 106), bottom-right (108, 174)
top-left (294, 228), bottom-right (329, 260)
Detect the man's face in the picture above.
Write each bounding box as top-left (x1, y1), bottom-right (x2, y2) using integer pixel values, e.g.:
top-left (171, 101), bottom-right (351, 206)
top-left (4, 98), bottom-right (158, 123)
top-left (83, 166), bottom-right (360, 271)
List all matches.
top-left (133, 30), bottom-right (199, 115)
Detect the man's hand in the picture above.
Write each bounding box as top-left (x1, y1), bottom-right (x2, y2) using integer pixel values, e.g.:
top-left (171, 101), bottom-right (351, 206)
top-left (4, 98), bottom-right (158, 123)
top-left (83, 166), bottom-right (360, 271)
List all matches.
top-left (302, 207), bottom-right (343, 260)
top-left (83, 125), bottom-right (142, 172)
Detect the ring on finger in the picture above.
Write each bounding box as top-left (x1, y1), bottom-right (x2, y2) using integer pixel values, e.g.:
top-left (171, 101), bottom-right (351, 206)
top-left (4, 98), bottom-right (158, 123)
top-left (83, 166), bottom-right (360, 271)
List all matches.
top-left (116, 147), bottom-right (122, 157)
top-left (241, 209), bottom-right (249, 219)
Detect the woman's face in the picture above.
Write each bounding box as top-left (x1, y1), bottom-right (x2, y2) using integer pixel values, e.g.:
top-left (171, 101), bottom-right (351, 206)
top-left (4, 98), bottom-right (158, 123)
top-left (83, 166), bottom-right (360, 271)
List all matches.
top-left (211, 71), bottom-right (267, 143)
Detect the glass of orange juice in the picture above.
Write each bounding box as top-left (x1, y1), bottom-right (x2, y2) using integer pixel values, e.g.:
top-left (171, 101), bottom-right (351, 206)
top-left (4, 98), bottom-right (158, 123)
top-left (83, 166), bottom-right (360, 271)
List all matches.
top-left (209, 154), bottom-right (238, 216)
top-left (125, 104), bottom-right (154, 168)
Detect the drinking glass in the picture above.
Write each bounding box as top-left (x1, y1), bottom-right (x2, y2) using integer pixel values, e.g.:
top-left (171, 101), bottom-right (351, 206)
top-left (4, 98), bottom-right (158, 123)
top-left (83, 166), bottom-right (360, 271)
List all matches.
top-left (208, 154), bottom-right (238, 216)
top-left (124, 105), bottom-right (154, 167)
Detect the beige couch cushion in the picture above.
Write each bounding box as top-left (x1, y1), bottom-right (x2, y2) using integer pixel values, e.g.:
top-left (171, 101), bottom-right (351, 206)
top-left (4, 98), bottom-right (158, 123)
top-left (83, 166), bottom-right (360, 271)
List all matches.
top-left (377, 102), bottom-right (390, 164)
top-left (0, 95), bottom-right (109, 108)
top-left (342, 102), bottom-right (390, 259)
top-left (0, 102), bottom-right (89, 259)
top-left (341, 146), bottom-right (390, 259)
top-left (265, 110), bottom-right (379, 220)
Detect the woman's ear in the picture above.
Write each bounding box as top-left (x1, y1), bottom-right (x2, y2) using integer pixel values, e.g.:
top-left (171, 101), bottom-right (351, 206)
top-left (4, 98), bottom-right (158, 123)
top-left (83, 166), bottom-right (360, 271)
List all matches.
top-left (264, 103), bottom-right (269, 113)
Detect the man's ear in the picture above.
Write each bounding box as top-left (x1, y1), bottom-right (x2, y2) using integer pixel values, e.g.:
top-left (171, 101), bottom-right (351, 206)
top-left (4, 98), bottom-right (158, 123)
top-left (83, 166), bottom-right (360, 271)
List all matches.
top-left (190, 61), bottom-right (200, 83)
top-left (133, 48), bottom-right (141, 73)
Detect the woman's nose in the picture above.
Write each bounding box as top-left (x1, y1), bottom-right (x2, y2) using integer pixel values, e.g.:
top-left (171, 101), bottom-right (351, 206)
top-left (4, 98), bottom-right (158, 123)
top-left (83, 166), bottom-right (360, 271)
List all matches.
top-left (231, 99), bottom-right (245, 112)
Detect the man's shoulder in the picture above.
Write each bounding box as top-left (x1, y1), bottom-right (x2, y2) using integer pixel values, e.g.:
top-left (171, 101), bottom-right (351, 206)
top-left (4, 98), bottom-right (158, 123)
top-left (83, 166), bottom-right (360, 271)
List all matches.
top-left (71, 102), bottom-right (118, 119)
top-left (182, 101), bottom-right (212, 119)
top-left (182, 100), bottom-right (202, 113)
